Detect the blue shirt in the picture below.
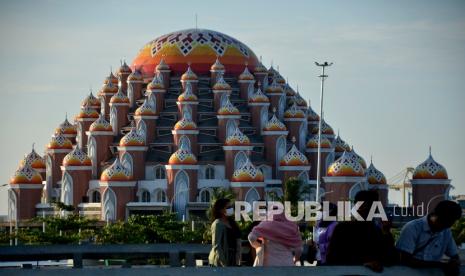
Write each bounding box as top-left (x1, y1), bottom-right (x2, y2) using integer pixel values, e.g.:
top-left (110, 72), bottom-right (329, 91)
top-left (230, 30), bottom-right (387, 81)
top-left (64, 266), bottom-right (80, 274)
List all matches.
top-left (396, 216), bottom-right (458, 261)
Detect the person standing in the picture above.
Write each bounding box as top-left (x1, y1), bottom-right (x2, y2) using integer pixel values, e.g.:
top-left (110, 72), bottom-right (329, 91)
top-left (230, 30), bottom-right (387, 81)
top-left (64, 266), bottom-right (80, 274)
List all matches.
top-left (248, 212), bottom-right (302, 266)
top-left (208, 198), bottom-right (241, 266)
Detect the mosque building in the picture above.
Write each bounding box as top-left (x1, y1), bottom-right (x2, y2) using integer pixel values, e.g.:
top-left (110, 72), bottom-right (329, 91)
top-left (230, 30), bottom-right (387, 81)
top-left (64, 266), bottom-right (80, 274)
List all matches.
top-left (7, 29), bottom-right (452, 222)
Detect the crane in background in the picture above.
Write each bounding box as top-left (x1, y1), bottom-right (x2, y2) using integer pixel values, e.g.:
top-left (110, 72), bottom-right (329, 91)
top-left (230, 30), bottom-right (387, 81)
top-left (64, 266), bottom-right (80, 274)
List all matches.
top-left (387, 167), bottom-right (414, 207)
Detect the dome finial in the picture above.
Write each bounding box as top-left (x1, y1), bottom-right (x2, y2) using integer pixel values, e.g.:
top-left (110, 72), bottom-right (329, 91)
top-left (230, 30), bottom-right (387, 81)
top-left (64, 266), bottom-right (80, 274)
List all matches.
top-left (277, 65), bottom-right (280, 72)
top-left (32, 142), bottom-right (35, 151)
top-left (429, 145), bottom-right (432, 157)
top-left (370, 155), bottom-right (373, 164)
top-left (272, 107), bottom-right (277, 114)
top-left (291, 136), bottom-right (296, 144)
top-left (65, 112), bottom-right (68, 120)
top-left (270, 59), bottom-right (273, 68)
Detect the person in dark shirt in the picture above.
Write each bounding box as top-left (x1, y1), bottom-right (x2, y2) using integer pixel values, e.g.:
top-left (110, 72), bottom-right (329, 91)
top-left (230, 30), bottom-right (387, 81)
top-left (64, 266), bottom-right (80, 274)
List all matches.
top-left (326, 190), bottom-right (389, 272)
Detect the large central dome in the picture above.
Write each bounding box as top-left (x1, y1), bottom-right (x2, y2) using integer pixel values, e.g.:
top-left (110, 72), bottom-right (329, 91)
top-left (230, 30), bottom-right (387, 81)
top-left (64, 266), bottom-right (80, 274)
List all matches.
top-left (132, 29), bottom-right (259, 77)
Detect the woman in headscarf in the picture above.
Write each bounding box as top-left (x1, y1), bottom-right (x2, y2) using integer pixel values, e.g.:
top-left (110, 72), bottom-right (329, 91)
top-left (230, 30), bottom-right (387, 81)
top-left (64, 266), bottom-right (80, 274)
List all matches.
top-left (248, 212), bottom-right (302, 266)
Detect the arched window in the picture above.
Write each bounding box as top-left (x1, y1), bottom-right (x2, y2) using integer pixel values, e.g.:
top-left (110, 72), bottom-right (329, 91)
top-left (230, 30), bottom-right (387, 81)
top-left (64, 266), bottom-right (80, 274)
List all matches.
top-left (278, 94), bottom-right (286, 120)
top-left (61, 172), bottom-right (73, 206)
top-left (91, 190), bottom-right (101, 203)
top-left (247, 82), bottom-right (254, 99)
top-left (100, 96), bottom-right (106, 115)
top-left (220, 93), bottom-right (229, 107)
top-left (226, 119), bottom-right (237, 139)
top-left (154, 166), bottom-right (166, 179)
top-left (234, 151), bottom-right (248, 170)
top-left (179, 135), bottom-right (191, 151)
top-left (205, 165), bottom-right (215, 179)
top-left (260, 107), bottom-right (268, 131)
top-left (174, 170), bottom-right (189, 219)
top-left (155, 189), bottom-right (167, 202)
top-left (110, 106), bottom-right (118, 135)
top-left (45, 154), bottom-right (53, 194)
top-left (182, 105), bottom-right (192, 120)
top-left (88, 136), bottom-right (97, 178)
top-left (349, 182), bottom-right (364, 201)
top-left (298, 171), bottom-right (309, 185)
top-left (121, 153), bottom-right (133, 176)
top-left (8, 190), bottom-right (17, 222)
top-left (200, 189), bottom-right (211, 203)
top-left (103, 188), bottom-right (116, 222)
top-left (137, 119), bottom-right (147, 142)
top-left (127, 84), bottom-right (134, 108)
top-left (147, 92), bottom-right (157, 112)
top-left (276, 136), bottom-right (286, 177)
top-left (76, 123), bottom-right (82, 148)
top-left (141, 190), bottom-right (151, 202)
top-left (245, 188), bottom-right (260, 205)
top-left (299, 121), bottom-right (307, 151)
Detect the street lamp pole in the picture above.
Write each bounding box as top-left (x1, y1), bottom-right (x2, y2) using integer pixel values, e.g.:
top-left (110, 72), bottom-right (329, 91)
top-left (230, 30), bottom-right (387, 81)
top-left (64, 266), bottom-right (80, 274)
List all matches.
top-left (314, 62), bottom-right (333, 204)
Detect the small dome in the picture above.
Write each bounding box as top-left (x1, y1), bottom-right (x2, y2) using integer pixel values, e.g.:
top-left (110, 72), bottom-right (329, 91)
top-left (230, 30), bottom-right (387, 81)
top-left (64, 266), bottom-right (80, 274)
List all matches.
top-left (110, 87), bottom-right (130, 104)
top-left (306, 136), bottom-right (332, 149)
top-left (232, 158), bottom-right (264, 182)
top-left (177, 83), bottom-right (198, 102)
top-left (63, 146), bottom-right (92, 166)
top-left (212, 74), bottom-right (232, 91)
top-left (104, 71), bottom-right (118, 85)
top-left (174, 116), bottom-right (197, 130)
top-left (254, 59), bottom-right (268, 73)
top-left (268, 66), bottom-right (278, 79)
top-left (55, 117), bottom-right (77, 135)
top-left (280, 144), bottom-right (309, 166)
top-left (218, 96), bottom-right (239, 115)
top-left (265, 78), bottom-right (284, 94)
top-left (20, 147), bottom-right (45, 170)
top-left (181, 66), bottom-right (198, 81)
top-left (284, 102), bottom-right (306, 119)
top-left (10, 163), bottom-right (43, 184)
top-left (156, 59), bottom-right (170, 71)
top-left (327, 151), bottom-right (365, 177)
top-left (100, 78), bottom-right (119, 94)
top-left (249, 87), bottom-right (269, 103)
top-left (294, 92), bottom-right (307, 107)
top-left (284, 84), bottom-right (296, 97)
top-left (77, 105), bottom-right (99, 119)
top-left (100, 158), bottom-right (132, 181)
top-left (117, 61), bottom-right (132, 75)
top-left (264, 114), bottom-right (287, 131)
top-left (119, 127), bottom-right (145, 147)
top-left (238, 66), bottom-right (255, 81)
top-left (47, 133), bottom-right (73, 150)
top-left (413, 153), bottom-right (448, 179)
top-left (147, 73), bottom-right (165, 90)
top-left (81, 90), bottom-right (101, 109)
top-left (168, 145), bottom-right (197, 165)
top-left (127, 68), bottom-right (143, 82)
top-left (366, 162), bottom-right (387, 185)
top-left (225, 127), bottom-right (250, 146)
top-left (89, 114), bottom-right (113, 132)
top-left (349, 149), bottom-right (367, 169)
top-left (307, 105), bottom-right (320, 122)
top-left (210, 58), bottom-right (225, 72)
top-left (334, 135), bottom-right (350, 152)
top-left (135, 98), bottom-right (156, 116)
top-left (311, 120), bottom-right (334, 135)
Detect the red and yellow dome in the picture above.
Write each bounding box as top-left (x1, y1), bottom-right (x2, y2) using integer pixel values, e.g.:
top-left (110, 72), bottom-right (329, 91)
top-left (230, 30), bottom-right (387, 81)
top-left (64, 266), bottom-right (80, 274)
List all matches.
top-left (55, 117), bottom-right (77, 135)
top-left (156, 59), bottom-right (170, 72)
top-left (334, 135), bottom-right (350, 152)
top-left (366, 162), bottom-right (387, 185)
top-left (327, 151), bottom-right (365, 177)
top-left (168, 147), bottom-right (197, 165)
top-left (117, 61), bottom-right (132, 76)
top-left (280, 144), bottom-right (309, 166)
top-left (10, 164), bottom-right (43, 184)
top-left (174, 117), bottom-right (197, 130)
top-left (413, 154), bottom-right (448, 179)
top-left (20, 147), bottom-right (45, 170)
top-left (47, 133), bottom-right (73, 150)
top-left (307, 105), bottom-right (320, 122)
top-left (81, 90), bottom-right (101, 109)
top-left (181, 66), bottom-right (198, 81)
top-left (177, 84), bottom-right (198, 102)
top-left (89, 114), bottom-right (113, 132)
top-left (306, 136), bottom-right (332, 149)
top-left (218, 96), bottom-right (239, 115)
top-left (311, 120), bottom-right (334, 135)
top-left (349, 149), bottom-right (367, 169)
top-left (225, 127), bottom-right (250, 146)
top-left (238, 66), bottom-right (255, 81)
top-left (147, 74), bottom-right (165, 90)
top-left (127, 68), bottom-right (144, 82)
top-left (135, 98), bottom-right (157, 116)
top-left (132, 29), bottom-right (259, 77)
top-left (254, 59), bottom-right (268, 74)
top-left (110, 88), bottom-right (130, 104)
top-left (210, 58), bottom-right (225, 72)
top-left (100, 79), bottom-right (118, 94)
top-left (263, 114), bottom-right (287, 131)
top-left (284, 102), bottom-right (305, 119)
top-left (249, 87), bottom-right (269, 103)
top-left (77, 105), bottom-right (99, 119)
top-left (265, 78), bottom-right (284, 94)
top-left (100, 158), bottom-right (132, 181)
top-left (63, 146), bottom-right (92, 166)
top-left (232, 158), bottom-right (264, 182)
top-left (284, 84), bottom-right (296, 97)
top-left (119, 128), bottom-right (145, 147)
top-left (104, 71), bottom-right (118, 85)
top-left (212, 75), bottom-right (232, 91)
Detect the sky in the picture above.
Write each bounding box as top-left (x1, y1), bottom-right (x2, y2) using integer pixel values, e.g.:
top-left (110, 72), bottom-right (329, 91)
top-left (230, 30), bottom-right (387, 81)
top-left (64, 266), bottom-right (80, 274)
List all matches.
top-left (0, 0), bottom-right (464, 215)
